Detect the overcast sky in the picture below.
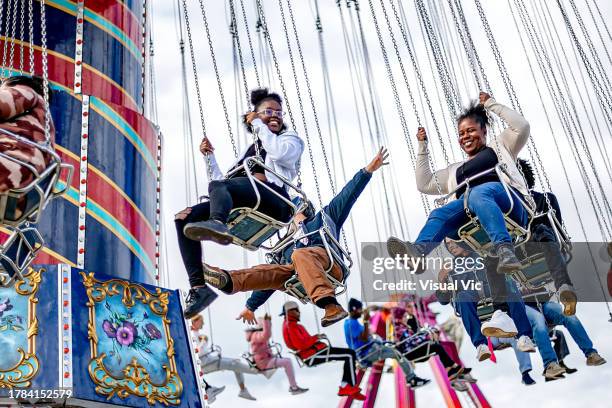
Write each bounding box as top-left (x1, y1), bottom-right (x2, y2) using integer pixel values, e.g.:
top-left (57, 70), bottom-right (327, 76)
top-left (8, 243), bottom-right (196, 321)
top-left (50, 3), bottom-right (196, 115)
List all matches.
top-left (152, 0), bottom-right (612, 406)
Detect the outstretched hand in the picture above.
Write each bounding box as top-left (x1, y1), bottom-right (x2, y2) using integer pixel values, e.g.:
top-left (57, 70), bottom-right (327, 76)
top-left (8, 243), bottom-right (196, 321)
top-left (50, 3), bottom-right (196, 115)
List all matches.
top-left (245, 111), bottom-right (259, 125)
top-left (200, 138), bottom-right (214, 155)
top-left (236, 308), bottom-right (257, 325)
top-left (365, 147), bottom-right (390, 173)
top-left (479, 92), bottom-right (491, 105)
top-left (416, 127), bottom-right (427, 142)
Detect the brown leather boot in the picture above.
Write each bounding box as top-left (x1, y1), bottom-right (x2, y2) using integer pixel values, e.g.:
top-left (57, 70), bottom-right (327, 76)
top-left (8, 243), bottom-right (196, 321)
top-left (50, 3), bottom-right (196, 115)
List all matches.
top-left (321, 303), bottom-right (348, 327)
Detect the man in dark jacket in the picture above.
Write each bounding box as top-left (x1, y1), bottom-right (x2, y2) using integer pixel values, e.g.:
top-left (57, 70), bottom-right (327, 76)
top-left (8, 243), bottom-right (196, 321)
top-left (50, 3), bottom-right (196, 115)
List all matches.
top-left (280, 301), bottom-right (366, 400)
top-left (202, 148), bottom-right (388, 327)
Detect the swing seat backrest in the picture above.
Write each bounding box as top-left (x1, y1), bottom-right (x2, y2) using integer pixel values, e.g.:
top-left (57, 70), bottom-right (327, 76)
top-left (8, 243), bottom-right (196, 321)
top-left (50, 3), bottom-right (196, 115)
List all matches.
top-left (0, 226), bottom-right (43, 286)
top-left (0, 129), bottom-right (73, 227)
top-left (513, 253), bottom-right (553, 290)
top-left (224, 157), bottom-right (307, 251)
top-left (476, 301), bottom-right (495, 322)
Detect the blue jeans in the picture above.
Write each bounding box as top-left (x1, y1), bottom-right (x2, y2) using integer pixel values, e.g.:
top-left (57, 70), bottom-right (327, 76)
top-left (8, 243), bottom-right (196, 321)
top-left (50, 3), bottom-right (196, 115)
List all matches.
top-left (491, 337), bottom-right (532, 375)
top-left (455, 287), bottom-right (532, 344)
top-left (416, 182), bottom-right (528, 254)
top-left (360, 341), bottom-right (414, 380)
top-left (541, 302), bottom-right (596, 357)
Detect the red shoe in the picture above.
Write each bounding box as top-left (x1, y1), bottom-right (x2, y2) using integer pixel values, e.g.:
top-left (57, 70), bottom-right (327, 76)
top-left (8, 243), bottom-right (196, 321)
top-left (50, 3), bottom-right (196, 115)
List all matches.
top-left (338, 385), bottom-right (366, 401)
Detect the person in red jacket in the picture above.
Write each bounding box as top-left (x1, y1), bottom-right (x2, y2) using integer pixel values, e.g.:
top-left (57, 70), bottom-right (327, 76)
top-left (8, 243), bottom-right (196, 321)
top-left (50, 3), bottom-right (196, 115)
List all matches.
top-left (281, 301), bottom-right (366, 401)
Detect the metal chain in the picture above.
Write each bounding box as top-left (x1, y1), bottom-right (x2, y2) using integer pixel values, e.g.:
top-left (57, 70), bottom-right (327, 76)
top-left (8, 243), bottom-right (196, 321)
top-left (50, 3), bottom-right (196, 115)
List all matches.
top-left (228, 0), bottom-right (250, 106)
top-left (366, 0), bottom-right (432, 214)
top-left (275, 0), bottom-right (323, 205)
top-left (39, 0), bottom-right (51, 145)
top-left (8, 0), bottom-right (17, 75)
top-left (513, 0), bottom-right (610, 239)
top-left (567, 0), bottom-right (612, 104)
top-left (238, 0), bottom-right (261, 87)
top-left (556, 0), bottom-right (612, 127)
top-left (18, 0), bottom-right (24, 73)
top-left (2, 0), bottom-right (14, 78)
top-left (198, 0), bottom-right (239, 159)
top-left (284, 0), bottom-right (337, 195)
top-left (385, 0), bottom-right (452, 178)
top-left (583, 0), bottom-right (612, 68)
top-left (180, 0), bottom-right (213, 180)
top-left (28, 0), bottom-right (33, 74)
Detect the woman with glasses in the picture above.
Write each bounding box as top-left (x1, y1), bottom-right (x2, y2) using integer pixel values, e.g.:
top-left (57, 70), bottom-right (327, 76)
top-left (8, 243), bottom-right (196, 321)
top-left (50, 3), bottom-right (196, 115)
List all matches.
top-left (175, 88), bottom-right (304, 319)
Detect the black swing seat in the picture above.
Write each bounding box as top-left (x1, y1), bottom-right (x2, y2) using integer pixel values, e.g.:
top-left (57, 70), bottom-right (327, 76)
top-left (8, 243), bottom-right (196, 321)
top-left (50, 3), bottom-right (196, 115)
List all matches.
top-left (290, 335), bottom-right (332, 368)
top-left (267, 222), bottom-right (353, 305)
top-left (435, 165), bottom-right (536, 256)
top-left (241, 341), bottom-right (284, 372)
top-left (394, 327), bottom-right (438, 363)
top-left (224, 156), bottom-right (308, 251)
top-left (0, 129), bottom-right (73, 287)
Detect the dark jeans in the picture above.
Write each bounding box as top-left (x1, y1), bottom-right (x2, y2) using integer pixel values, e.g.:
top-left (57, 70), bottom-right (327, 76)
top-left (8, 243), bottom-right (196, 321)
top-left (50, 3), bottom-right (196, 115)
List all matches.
top-left (523, 224), bottom-right (572, 288)
top-left (456, 287), bottom-right (533, 343)
top-left (306, 347), bottom-right (357, 386)
top-left (401, 341), bottom-right (456, 368)
top-left (551, 329), bottom-right (570, 361)
top-left (175, 177), bottom-right (291, 287)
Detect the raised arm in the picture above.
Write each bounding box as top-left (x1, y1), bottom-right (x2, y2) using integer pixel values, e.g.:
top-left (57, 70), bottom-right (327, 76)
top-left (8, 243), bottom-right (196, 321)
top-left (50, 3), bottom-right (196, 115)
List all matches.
top-left (0, 85), bottom-right (40, 121)
top-left (251, 118), bottom-right (304, 167)
top-left (484, 97), bottom-right (530, 158)
top-left (415, 128), bottom-right (450, 195)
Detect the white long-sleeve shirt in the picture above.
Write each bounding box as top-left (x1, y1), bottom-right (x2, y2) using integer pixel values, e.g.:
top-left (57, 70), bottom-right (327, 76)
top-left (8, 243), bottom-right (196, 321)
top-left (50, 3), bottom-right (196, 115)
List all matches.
top-left (415, 98), bottom-right (530, 197)
top-left (207, 118), bottom-right (304, 188)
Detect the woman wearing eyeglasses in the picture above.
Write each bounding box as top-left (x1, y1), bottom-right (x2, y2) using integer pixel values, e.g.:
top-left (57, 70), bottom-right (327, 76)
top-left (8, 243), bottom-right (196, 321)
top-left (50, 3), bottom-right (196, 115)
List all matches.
top-left (175, 88), bottom-right (304, 319)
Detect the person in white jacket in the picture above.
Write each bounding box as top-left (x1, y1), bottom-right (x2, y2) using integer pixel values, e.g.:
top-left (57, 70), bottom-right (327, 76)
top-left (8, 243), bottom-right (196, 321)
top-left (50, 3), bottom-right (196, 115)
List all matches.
top-left (175, 88), bottom-right (304, 318)
top-left (388, 92), bottom-right (534, 338)
top-left (191, 314), bottom-right (259, 401)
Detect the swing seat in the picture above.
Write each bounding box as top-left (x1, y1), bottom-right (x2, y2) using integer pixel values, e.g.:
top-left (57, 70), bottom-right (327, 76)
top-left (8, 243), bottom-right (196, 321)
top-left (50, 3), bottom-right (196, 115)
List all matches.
top-left (241, 342), bottom-right (284, 372)
top-left (225, 157), bottom-right (308, 251)
top-left (290, 336), bottom-right (332, 368)
top-left (397, 330), bottom-right (437, 363)
top-left (0, 129), bottom-right (73, 227)
top-left (277, 225), bottom-right (352, 304)
top-left (475, 300), bottom-right (495, 322)
top-left (439, 165), bottom-right (535, 256)
top-left (513, 253), bottom-right (553, 290)
top-left (0, 225), bottom-right (43, 286)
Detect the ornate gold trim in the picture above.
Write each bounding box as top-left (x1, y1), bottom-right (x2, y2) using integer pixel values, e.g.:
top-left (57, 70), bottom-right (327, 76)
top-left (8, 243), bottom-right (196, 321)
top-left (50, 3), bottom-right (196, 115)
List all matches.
top-left (81, 272), bottom-right (182, 406)
top-left (0, 267), bottom-right (42, 388)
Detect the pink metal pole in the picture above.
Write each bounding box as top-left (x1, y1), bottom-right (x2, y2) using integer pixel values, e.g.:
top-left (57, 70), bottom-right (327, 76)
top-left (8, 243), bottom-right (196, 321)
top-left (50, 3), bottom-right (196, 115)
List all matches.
top-left (394, 361), bottom-right (416, 408)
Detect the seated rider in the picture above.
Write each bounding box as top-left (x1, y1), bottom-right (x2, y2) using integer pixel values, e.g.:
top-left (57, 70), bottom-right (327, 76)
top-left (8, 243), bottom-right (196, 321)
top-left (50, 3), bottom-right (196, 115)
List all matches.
top-left (437, 240), bottom-right (536, 351)
top-left (203, 148), bottom-right (388, 327)
top-left (245, 313), bottom-right (308, 395)
top-left (175, 88), bottom-right (304, 318)
top-left (343, 298), bottom-right (430, 388)
top-left (521, 284), bottom-right (606, 380)
top-left (390, 303), bottom-right (472, 382)
top-left (0, 75), bottom-right (56, 195)
top-left (191, 314), bottom-right (259, 401)
top-left (388, 92), bottom-right (534, 336)
top-left (281, 301), bottom-right (366, 401)
top-left (516, 159), bottom-right (577, 315)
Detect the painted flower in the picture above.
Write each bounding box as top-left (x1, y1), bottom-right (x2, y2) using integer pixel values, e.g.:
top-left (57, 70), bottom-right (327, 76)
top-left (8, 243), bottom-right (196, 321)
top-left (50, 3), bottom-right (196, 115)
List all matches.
top-left (102, 319), bottom-right (117, 338)
top-left (0, 298), bottom-right (13, 316)
top-left (144, 323), bottom-right (161, 340)
top-left (115, 321), bottom-right (138, 346)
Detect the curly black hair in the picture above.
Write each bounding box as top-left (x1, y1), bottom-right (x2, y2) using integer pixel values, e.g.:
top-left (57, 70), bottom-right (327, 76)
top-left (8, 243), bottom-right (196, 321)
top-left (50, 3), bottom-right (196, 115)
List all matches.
top-left (244, 87), bottom-right (286, 134)
top-left (517, 158), bottom-right (536, 189)
top-left (3, 75), bottom-right (53, 104)
top-left (456, 100), bottom-right (489, 130)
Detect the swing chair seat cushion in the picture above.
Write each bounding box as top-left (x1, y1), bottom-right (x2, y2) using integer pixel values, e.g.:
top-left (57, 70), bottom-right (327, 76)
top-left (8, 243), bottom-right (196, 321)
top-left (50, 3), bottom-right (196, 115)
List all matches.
top-left (227, 210), bottom-right (281, 248)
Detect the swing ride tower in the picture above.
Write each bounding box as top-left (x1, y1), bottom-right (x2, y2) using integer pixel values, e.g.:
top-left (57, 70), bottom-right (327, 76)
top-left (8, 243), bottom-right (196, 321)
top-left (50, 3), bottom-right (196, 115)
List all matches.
top-left (0, 1), bottom-right (205, 407)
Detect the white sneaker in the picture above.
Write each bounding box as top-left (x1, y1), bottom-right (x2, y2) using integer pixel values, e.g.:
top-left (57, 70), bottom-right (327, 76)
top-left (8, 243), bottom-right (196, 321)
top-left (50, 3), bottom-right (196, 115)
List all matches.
top-left (206, 385), bottom-right (225, 403)
top-left (517, 335), bottom-right (536, 353)
top-left (480, 310), bottom-right (518, 338)
top-left (238, 388), bottom-right (257, 401)
top-left (476, 344), bottom-right (491, 362)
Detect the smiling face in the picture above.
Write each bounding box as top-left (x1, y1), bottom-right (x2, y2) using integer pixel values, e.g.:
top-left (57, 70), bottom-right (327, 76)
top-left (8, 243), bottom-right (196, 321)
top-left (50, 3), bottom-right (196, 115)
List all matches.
top-left (458, 117), bottom-right (487, 157)
top-left (256, 99), bottom-right (283, 134)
